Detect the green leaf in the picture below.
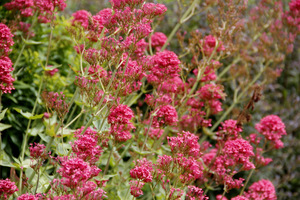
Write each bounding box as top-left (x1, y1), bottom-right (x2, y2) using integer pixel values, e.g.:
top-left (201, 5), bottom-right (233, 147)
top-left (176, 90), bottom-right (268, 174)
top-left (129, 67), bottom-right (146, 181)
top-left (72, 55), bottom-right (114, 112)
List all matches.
top-left (13, 81), bottom-right (32, 89)
top-left (0, 123), bottom-right (12, 131)
top-left (28, 124), bottom-right (44, 136)
top-left (13, 108), bottom-right (44, 119)
top-left (0, 108), bottom-right (8, 120)
top-left (131, 146), bottom-right (152, 155)
top-left (0, 151), bottom-right (17, 168)
top-left (22, 37), bottom-right (42, 45)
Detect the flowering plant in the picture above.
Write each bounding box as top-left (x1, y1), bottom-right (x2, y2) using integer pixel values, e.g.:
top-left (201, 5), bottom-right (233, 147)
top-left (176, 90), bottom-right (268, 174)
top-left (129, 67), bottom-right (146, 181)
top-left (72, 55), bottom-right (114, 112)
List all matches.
top-left (0, 0), bottom-right (298, 199)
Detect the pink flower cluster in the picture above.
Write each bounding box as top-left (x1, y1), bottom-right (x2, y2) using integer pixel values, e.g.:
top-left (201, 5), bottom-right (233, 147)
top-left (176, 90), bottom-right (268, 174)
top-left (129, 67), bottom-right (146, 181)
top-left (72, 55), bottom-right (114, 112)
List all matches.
top-left (186, 186), bottom-right (208, 200)
top-left (4, 0), bottom-right (67, 23)
top-left (217, 119), bottom-right (243, 141)
top-left (255, 115), bottom-right (287, 149)
top-left (0, 23), bottom-right (14, 56)
top-left (0, 179), bottom-right (18, 200)
top-left (108, 104), bottom-right (135, 142)
top-left (283, 0), bottom-right (300, 34)
top-left (150, 32), bottom-right (168, 51)
top-left (41, 91), bottom-right (69, 120)
top-left (223, 138), bottom-right (255, 170)
top-left (72, 127), bottom-right (102, 165)
top-left (200, 35), bottom-right (225, 56)
top-left (0, 23), bottom-right (15, 94)
top-left (147, 50), bottom-right (181, 85)
top-left (168, 131), bottom-right (200, 158)
top-left (152, 105), bottom-right (178, 127)
top-left (0, 56), bottom-right (15, 94)
top-left (56, 157), bottom-right (101, 189)
top-left (193, 60), bottom-right (222, 82)
top-left (72, 10), bottom-right (92, 29)
top-left (130, 158), bottom-right (153, 183)
top-left (245, 179), bottom-right (277, 200)
top-left (129, 159), bottom-right (153, 197)
top-left (29, 143), bottom-right (49, 169)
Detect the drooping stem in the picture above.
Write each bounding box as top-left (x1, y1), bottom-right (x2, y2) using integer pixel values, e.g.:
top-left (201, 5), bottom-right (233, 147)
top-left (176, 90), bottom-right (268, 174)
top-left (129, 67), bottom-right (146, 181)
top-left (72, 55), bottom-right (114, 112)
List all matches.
top-left (210, 66), bottom-right (265, 131)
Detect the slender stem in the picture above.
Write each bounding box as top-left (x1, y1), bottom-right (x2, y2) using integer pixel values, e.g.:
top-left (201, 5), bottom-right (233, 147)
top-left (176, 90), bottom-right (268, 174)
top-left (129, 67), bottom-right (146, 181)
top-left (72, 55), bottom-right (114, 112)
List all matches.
top-left (34, 169), bottom-right (40, 194)
top-left (103, 146), bottom-right (114, 176)
top-left (161, 0), bottom-right (199, 51)
top-left (217, 57), bottom-right (240, 80)
top-left (141, 115), bottom-right (153, 151)
top-left (14, 12), bottom-right (38, 69)
top-left (64, 110), bottom-right (84, 129)
top-left (240, 168), bottom-right (255, 195)
top-left (44, 27), bottom-right (54, 68)
top-left (18, 76), bottom-right (44, 193)
top-left (221, 185), bottom-right (227, 200)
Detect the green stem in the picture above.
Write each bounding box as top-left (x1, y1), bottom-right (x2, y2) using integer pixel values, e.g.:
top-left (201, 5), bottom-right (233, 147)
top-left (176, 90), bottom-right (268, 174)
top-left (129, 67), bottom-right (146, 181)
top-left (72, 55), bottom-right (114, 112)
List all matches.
top-left (34, 169), bottom-right (40, 194)
top-left (103, 146), bottom-right (114, 176)
top-left (18, 76), bottom-right (44, 193)
top-left (141, 115), bottom-right (153, 151)
top-left (240, 168), bottom-right (254, 195)
top-left (160, 0), bottom-right (199, 51)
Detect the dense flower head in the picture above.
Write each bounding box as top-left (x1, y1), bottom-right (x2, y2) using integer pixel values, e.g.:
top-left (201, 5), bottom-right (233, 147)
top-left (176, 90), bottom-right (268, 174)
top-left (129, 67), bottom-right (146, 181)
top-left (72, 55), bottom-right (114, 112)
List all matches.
top-left (156, 155), bottom-right (173, 173)
top-left (186, 186), bottom-right (208, 200)
top-left (108, 104), bottom-right (134, 125)
top-left (57, 157), bottom-right (101, 189)
top-left (72, 10), bottom-right (91, 29)
top-left (174, 154), bottom-right (203, 183)
top-left (147, 50), bottom-right (181, 85)
top-left (141, 3), bottom-right (167, 18)
top-left (0, 56), bottom-right (15, 93)
top-left (223, 138), bottom-right (255, 170)
top-left (231, 195), bottom-right (249, 200)
top-left (0, 179), bottom-right (18, 200)
top-left (159, 77), bottom-right (184, 94)
top-left (29, 143), bottom-right (48, 160)
top-left (4, 0), bottom-right (67, 23)
top-left (200, 35), bottom-right (225, 56)
top-left (17, 193), bottom-right (38, 200)
top-left (150, 32), bottom-right (167, 50)
top-left (130, 158), bottom-right (153, 182)
top-left (255, 115), bottom-right (286, 149)
top-left (245, 179), bottom-right (277, 200)
top-left (152, 105), bottom-right (178, 127)
top-left (76, 181), bottom-right (106, 199)
top-left (129, 180), bottom-right (144, 197)
top-left (217, 119), bottom-right (243, 140)
top-left (168, 131), bottom-right (200, 158)
top-left (0, 23), bottom-right (14, 55)
top-left (72, 133), bottom-right (102, 165)
top-left (4, 0), bottom-right (34, 17)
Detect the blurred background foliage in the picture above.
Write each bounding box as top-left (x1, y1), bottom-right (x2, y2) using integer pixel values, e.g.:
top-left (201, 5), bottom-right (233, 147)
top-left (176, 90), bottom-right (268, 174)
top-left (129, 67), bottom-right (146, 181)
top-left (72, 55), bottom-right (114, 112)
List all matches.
top-left (0, 0), bottom-right (299, 199)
